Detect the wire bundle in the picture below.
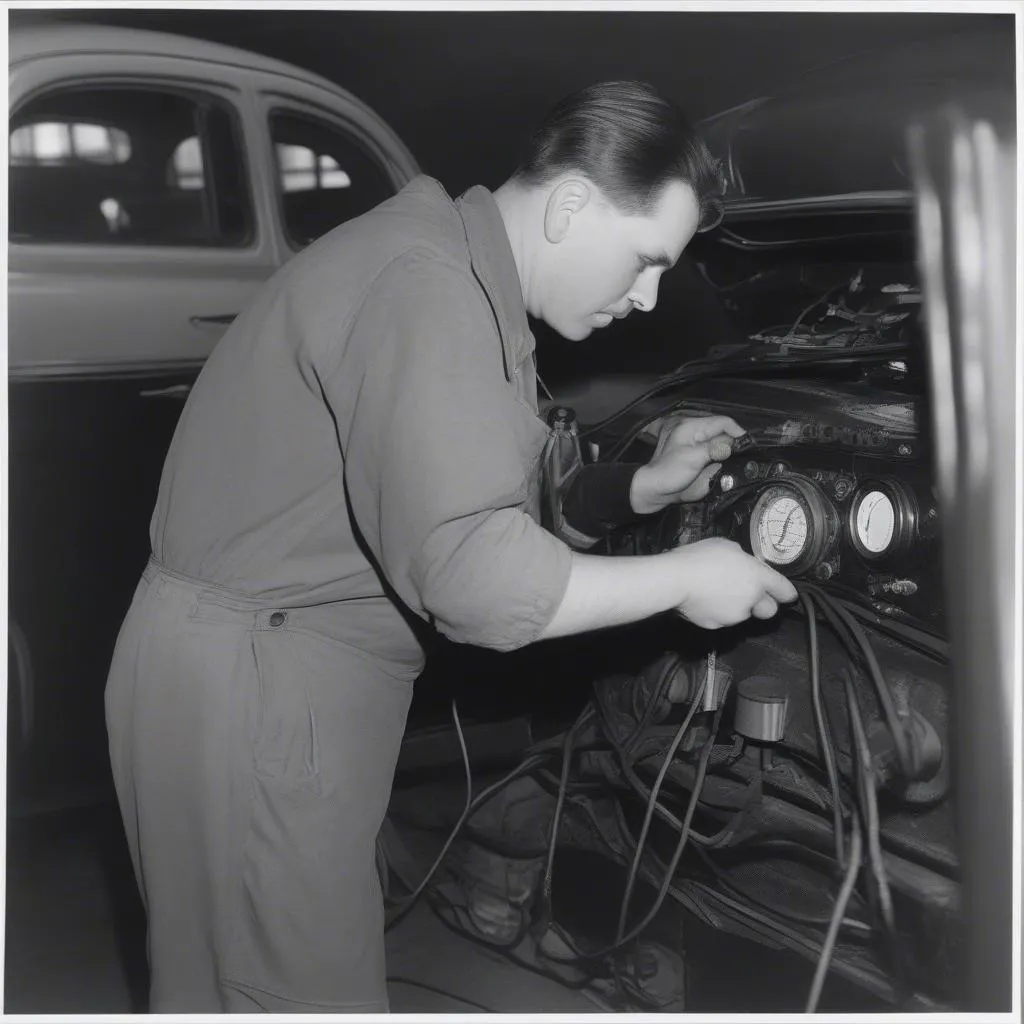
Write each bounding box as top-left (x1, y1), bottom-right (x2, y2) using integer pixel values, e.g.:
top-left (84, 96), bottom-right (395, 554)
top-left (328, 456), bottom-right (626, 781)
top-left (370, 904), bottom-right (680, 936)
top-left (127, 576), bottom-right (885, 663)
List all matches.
top-left (381, 573), bottom-right (930, 1010)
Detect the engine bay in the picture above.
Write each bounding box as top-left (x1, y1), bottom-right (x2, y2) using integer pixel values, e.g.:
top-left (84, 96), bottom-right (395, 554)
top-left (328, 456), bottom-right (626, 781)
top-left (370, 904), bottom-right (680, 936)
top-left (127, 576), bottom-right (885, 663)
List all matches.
top-left (383, 219), bottom-right (962, 1012)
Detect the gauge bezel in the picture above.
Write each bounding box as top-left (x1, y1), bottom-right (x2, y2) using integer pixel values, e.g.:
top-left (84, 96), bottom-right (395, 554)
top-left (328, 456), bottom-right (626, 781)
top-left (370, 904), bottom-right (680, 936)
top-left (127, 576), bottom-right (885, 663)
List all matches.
top-left (749, 477), bottom-right (835, 576)
top-left (847, 478), bottom-right (918, 561)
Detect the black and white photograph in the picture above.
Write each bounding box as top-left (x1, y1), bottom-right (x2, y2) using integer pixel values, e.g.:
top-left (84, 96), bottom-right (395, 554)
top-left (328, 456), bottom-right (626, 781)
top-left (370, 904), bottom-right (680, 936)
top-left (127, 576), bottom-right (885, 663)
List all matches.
top-left (4, 1), bottom-right (1021, 1015)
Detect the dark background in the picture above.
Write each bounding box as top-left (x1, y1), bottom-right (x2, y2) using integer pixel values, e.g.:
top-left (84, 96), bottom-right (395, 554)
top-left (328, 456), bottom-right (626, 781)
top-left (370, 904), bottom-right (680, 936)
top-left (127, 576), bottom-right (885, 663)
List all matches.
top-left (12, 7), bottom-right (1008, 196)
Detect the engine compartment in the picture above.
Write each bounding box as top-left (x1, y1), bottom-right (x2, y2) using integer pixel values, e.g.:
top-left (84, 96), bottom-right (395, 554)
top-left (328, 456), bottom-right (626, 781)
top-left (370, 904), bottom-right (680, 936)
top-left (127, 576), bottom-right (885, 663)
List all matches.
top-left (385, 218), bottom-right (963, 1012)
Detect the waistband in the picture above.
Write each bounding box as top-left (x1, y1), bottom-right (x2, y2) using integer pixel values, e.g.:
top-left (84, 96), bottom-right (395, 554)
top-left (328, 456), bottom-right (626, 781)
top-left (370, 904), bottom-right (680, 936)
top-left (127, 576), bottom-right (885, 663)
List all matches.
top-left (141, 559), bottom-right (427, 676)
top-left (144, 556), bottom-right (292, 629)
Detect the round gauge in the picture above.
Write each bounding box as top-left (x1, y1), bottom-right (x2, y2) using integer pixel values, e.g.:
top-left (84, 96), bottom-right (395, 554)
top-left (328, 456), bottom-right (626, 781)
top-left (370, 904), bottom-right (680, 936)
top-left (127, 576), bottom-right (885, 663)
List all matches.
top-left (854, 490), bottom-right (896, 554)
top-left (749, 479), bottom-right (836, 575)
top-left (847, 480), bottom-right (917, 560)
top-left (755, 494), bottom-right (808, 566)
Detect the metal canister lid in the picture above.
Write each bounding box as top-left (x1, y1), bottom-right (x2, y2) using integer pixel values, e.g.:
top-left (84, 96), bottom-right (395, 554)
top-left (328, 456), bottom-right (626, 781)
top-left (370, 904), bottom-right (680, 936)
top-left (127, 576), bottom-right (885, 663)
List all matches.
top-left (734, 675), bottom-right (789, 743)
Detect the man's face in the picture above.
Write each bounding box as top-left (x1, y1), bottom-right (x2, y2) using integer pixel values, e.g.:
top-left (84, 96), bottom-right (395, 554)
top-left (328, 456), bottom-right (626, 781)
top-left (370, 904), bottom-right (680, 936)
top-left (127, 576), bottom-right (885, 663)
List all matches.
top-left (539, 178), bottom-right (701, 341)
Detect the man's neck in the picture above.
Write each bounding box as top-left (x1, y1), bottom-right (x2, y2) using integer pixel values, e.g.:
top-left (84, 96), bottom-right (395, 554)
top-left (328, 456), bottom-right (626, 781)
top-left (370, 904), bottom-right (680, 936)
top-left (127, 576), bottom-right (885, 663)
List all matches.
top-left (493, 178), bottom-right (541, 318)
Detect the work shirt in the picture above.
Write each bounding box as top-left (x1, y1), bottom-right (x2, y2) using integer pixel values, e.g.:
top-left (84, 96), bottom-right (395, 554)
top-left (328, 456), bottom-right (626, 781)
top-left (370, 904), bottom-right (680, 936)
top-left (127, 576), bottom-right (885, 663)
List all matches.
top-left (151, 175), bottom-right (573, 670)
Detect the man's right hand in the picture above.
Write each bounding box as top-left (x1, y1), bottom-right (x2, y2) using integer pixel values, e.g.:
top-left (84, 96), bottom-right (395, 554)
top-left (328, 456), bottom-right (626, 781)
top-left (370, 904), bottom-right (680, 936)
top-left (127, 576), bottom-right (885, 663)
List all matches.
top-left (669, 537), bottom-right (799, 629)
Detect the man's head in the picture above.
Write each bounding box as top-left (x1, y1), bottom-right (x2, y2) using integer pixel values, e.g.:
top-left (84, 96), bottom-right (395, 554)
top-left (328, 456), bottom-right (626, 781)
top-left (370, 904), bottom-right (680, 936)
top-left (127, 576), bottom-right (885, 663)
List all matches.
top-left (499, 81), bottom-right (725, 341)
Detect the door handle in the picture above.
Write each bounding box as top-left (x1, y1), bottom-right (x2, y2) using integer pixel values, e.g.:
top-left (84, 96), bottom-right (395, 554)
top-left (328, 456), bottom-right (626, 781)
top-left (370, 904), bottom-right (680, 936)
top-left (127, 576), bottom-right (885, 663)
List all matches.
top-left (139, 383), bottom-right (192, 399)
top-left (189, 313), bottom-right (238, 328)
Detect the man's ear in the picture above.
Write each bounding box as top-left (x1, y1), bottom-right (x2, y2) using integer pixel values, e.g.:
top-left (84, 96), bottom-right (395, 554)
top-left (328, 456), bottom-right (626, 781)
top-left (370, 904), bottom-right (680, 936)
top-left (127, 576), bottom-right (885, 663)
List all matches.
top-left (543, 177), bottom-right (591, 244)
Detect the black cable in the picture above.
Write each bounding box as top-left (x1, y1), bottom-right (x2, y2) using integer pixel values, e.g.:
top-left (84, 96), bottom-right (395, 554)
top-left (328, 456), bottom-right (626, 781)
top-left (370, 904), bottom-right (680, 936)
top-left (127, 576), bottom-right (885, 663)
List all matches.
top-left (690, 843), bottom-right (871, 935)
top-left (384, 750), bottom-right (553, 931)
top-left (424, 887), bottom-right (595, 991)
top-left (783, 282), bottom-right (850, 342)
top-left (843, 668), bottom-right (910, 1006)
top-left (837, 597), bottom-right (949, 662)
top-left (607, 685), bottom-right (731, 954)
top-left (798, 588), bottom-right (847, 869)
top-left (805, 815), bottom-right (864, 1013)
top-left (615, 667), bottom-right (708, 945)
top-left (805, 584), bottom-right (913, 779)
top-left (384, 700), bottom-right (471, 930)
top-left (600, 343), bottom-right (910, 464)
top-left (540, 704), bottom-right (595, 922)
top-left (386, 975), bottom-right (494, 1013)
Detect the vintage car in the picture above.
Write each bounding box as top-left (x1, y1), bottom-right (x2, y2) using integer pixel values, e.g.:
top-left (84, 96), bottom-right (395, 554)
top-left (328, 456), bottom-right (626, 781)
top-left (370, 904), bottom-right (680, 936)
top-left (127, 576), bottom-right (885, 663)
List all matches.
top-left (6, 20), bottom-right (1016, 1015)
top-left (7, 22), bottom-right (419, 812)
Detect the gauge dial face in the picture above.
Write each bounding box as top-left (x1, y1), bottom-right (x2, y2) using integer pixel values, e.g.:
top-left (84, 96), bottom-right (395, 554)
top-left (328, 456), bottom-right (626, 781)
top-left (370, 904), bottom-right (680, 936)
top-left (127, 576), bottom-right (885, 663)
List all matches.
top-left (854, 489), bottom-right (896, 554)
top-left (754, 491), bottom-right (809, 566)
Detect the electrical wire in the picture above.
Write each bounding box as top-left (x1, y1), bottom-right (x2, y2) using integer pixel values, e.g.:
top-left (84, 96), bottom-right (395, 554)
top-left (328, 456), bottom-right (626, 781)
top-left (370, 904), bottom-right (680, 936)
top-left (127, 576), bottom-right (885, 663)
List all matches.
top-left (600, 345), bottom-right (911, 463)
top-left (424, 886), bottom-right (595, 991)
top-left (577, 342), bottom-right (911, 442)
top-left (606, 686), bottom-right (731, 956)
top-left (386, 975), bottom-right (494, 1012)
top-left (843, 668), bottom-right (910, 1006)
top-left (804, 815), bottom-right (864, 1013)
top-left (690, 843), bottom-right (871, 936)
top-left (540, 704), bottom-right (595, 923)
top-left (615, 669), bottom-right (708, 945)
top-left (385, 699), bottom-right (471, 931)
top-left (837, 598), bottom-right (949, 662)
top-left (783, 282), bottom-right (849, 342)
top-left (805, 585), bottom-right (913, 779)
top-left (843, 671), bottom-right (894, 930)
top-left (798, 588), bottom-right (847, 869)
top-left (385, 743), bottom-right (561, 933)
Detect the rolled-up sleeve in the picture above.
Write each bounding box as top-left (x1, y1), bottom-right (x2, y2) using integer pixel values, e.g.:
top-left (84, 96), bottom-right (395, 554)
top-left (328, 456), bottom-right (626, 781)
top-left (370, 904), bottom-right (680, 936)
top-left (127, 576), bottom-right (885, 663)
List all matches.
top-left (323, 249), bottom-right (572, 651)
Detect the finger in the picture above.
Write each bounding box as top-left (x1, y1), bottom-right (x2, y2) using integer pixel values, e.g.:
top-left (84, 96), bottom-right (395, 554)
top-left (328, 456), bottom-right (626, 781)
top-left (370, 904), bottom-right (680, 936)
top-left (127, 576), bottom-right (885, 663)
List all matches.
top-left (691, 415), bottom-right (745, 440)
top-left (763, 571), bottom-right (799, 604)
top-left (707, 433), bottom-right (735, 462)
top-left (682, 461), bottom-right (723, 500)
top-left (751, 595), bottom-right (779, 620)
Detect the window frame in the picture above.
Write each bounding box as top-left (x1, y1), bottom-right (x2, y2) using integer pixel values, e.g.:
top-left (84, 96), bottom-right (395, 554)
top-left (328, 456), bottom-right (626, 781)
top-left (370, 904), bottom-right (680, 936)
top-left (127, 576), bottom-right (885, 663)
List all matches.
top-left (266, 102), bottom-right (398, 252)
top-left (9, 77), bottom-right (259, 251)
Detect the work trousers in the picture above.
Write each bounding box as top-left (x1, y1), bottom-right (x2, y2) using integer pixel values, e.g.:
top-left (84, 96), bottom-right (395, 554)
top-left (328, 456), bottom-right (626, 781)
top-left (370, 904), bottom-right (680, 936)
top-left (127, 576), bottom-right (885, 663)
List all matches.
top-left (105, 559), bottom-right (417, 1012)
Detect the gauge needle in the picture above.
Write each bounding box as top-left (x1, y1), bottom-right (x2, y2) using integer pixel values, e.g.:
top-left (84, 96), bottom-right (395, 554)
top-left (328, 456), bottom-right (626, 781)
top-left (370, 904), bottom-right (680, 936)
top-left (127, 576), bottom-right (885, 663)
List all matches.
top-left (779, 506), bottom-right (799, 545)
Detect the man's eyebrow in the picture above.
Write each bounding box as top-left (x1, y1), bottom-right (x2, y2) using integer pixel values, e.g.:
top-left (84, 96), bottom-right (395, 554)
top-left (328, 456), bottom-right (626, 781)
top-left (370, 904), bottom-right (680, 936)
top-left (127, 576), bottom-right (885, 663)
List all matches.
top-left (641, 251), bottom-right (675, 269)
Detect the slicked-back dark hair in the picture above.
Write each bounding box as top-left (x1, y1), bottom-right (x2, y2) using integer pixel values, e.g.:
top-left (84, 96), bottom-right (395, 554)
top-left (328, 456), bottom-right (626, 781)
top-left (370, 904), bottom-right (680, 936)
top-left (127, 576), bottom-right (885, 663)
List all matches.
top-left (514, 80), bottom-right (726, 231)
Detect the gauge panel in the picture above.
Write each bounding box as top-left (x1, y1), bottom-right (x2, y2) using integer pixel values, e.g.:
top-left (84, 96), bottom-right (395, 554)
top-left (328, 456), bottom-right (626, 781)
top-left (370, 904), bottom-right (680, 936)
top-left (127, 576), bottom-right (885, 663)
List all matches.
top-left (847, 479), bottom-right (918, 561)
top-left (749, 477), bottom-right (838, 576)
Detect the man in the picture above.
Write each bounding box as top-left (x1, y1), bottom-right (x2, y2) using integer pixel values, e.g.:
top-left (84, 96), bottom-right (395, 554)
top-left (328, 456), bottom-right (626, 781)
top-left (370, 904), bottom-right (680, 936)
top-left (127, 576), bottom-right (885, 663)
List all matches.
top-left (105, 80), bottom-right (796, 1012)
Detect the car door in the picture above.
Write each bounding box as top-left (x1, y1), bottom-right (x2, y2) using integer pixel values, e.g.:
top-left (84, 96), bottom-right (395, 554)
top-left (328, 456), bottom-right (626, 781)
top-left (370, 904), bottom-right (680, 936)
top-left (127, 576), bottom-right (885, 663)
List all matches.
top-left (7, 49), bottom-right (275, 813)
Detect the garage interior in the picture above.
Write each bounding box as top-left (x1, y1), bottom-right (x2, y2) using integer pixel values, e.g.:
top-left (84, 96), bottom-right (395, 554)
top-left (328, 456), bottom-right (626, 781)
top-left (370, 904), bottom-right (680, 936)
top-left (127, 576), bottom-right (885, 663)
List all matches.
top-left (5, 5), bottom-right (1018, 1016)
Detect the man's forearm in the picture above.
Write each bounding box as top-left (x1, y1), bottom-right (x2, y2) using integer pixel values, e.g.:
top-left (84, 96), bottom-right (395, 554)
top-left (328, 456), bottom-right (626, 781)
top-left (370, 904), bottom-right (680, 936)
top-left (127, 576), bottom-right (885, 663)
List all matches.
top-left (536, 550), bottom-right (690, 640)
top-left (535, 537), bottom-right (798, 638)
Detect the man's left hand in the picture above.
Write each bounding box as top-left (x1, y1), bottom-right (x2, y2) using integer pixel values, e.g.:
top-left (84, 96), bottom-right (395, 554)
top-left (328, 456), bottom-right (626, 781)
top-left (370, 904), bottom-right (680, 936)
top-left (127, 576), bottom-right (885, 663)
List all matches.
top-left (629, 414), bottom-right (746, 515)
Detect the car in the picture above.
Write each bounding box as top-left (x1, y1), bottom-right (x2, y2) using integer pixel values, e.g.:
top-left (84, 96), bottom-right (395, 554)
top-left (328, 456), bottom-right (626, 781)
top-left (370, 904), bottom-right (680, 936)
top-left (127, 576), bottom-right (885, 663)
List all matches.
top-left (7, 22), bottom-right (420, 814)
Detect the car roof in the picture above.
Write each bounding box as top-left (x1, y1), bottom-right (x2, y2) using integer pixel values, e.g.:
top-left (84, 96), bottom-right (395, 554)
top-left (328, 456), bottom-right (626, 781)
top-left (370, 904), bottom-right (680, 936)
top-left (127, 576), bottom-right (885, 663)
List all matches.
top-left (11, 22), bottom-right (360, 102)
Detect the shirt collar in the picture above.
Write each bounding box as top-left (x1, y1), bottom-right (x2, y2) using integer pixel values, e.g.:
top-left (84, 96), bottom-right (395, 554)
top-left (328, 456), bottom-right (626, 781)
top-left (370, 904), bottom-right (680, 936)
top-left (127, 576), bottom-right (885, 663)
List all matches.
top-left (455, 184), bottom-right (535, 382)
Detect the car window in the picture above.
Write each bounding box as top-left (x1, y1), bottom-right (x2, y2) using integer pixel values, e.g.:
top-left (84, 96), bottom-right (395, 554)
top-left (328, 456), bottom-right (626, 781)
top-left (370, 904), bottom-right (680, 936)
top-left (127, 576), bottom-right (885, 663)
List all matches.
top-left (270, 110), bottom-right (393, 247)
top-left (9, 86), bottom-right (253, 246)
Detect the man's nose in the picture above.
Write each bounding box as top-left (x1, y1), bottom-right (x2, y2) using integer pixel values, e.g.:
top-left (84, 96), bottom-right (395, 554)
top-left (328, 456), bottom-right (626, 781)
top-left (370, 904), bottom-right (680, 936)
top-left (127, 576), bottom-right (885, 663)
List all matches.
top-left (628, 275), bottom-right (659, 314)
